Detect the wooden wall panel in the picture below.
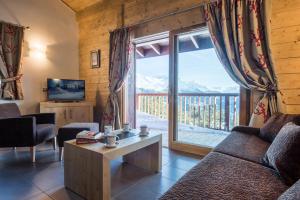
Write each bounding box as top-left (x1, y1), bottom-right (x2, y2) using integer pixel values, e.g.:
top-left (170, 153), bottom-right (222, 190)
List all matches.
top-left (272, 0), bottom-right (300, 113)
top-left (272, 0), bottom-right (300, 11)
top-left (272, 25), bottom-right (300, 45)
top-left (272, 42), bottom-right (300, 59)
top-left (274, 58), bottom-right (300, 74)
top-left (77, 0), bottom-right (300, 120)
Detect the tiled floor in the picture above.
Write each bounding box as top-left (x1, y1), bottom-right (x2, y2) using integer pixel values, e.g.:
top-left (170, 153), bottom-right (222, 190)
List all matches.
top-left (0, 143), bottom-right (202, 200)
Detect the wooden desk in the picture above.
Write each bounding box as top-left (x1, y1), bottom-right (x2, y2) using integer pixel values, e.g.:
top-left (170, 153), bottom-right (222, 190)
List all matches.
top-left (64, 131), bottom-right (162, 200)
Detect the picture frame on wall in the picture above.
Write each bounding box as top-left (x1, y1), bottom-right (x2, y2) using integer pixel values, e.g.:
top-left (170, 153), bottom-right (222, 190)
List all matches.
top-left (90, 50), bottom-right (101, 68)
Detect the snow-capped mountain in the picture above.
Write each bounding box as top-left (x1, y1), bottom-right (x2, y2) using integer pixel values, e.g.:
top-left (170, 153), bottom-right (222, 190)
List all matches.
top-left (136, 73), bottom-right (239, 93)
top-left (136, 74), bottom-right (168, 93)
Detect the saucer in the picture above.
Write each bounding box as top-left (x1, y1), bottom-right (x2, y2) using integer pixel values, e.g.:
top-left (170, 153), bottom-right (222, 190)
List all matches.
top-left (122, 128), bottom-right (132, 133)
top-left (139, 132), bottom-right (149, 137)
top-left (104, 142), bottom-right (119, 148)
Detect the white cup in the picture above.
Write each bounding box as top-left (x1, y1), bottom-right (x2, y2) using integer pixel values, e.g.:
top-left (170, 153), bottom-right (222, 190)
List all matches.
top-left (104, 125), bottom-right (112, 135)
top-left (140, 125), bottom-right (148, 135)
top-left (123, 123), bottom-right (130, 132)
top-left (106, 134), bottom-right (119, 146)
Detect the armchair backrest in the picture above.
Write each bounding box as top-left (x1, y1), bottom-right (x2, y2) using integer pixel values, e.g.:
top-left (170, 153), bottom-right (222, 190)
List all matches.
top-left (0, 103), bottom-right (21, 119)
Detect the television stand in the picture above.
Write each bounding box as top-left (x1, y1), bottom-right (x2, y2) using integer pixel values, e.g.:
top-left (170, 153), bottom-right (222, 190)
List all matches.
top-left (53, 100), bottom-right (82, 103)
top-left (40, 101), bottom-right (93, 129)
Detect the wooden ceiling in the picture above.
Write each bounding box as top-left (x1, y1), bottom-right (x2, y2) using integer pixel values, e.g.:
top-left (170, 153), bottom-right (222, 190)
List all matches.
top-left (136, 30), bottom-right (212, 59)
top-left (61, 0), bottom-right (103, 12)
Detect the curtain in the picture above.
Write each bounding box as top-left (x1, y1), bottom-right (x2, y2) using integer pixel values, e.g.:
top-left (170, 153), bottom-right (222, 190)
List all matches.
top-left (205, 0), bottom-right (277, 128)
top-left (101, 27), bottom-right (134, 130)
top-left (0, 22), bottom-right (24, 100)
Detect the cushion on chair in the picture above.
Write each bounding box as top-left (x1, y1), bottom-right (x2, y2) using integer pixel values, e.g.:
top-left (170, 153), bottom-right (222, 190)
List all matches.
top-left (160, 152), bottom-right (287, 200)
top-left (57, 123), bottom-right (100, 147)
top-left (278, 180), bottom-right (300, 200)
top-left (0, 103), bottom-right (21, 119)
top-left (36, 124), bottom-right (55, 143)
top-left (63, 123), bottom-right (99, 132)
top-left (57, 127), bottom-right (89, 147)
top-left (263, 122), bottom-right (300, 185)
top-left (214, 131), bottom-right (270, 164)
top-left (260, 113), bottom-right (300, 143)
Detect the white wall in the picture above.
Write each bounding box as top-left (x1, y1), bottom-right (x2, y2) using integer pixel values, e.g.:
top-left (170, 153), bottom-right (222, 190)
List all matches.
top-left (0, 0), bottom-right (79, 114)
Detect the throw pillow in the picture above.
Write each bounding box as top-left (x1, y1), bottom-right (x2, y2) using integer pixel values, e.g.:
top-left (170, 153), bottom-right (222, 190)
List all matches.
top-left (278, 179), bottom-right (300, 200)
top-left (263, 122), bottom-right (300, 185)
top-left (260, 113), bottom-right (300, 142)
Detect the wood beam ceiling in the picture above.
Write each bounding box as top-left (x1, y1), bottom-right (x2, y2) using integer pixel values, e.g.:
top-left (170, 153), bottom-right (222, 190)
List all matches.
top-left (135, 33), bottom-right (213, 59)
top-left (61, 0), bottom-right (103, 12)
top-left (190, 35), bottom-right (199, 49)
top-left (136, 47), bottom-right (145, 57)
top-left (149, 44), bottom-right (161, 55)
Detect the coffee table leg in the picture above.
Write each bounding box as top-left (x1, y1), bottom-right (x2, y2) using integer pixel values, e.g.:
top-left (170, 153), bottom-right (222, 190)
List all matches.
top-left (124, 138), bottom-right (162, 172)
top-left (64, 143), bottom-right (111, 200)
top-left (101, 157), bottom-right (111, 200)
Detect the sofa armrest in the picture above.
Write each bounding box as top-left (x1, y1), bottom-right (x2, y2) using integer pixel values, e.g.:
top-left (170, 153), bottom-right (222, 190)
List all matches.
top-left (231, 125), bottom-right (260, 135)
top-left (0, 117), bottom-right (37, 147)
top-left (23, 113), bottom-right (55, 124)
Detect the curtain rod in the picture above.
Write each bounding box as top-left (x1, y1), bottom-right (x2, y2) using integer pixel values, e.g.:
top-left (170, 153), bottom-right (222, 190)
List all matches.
top-left (110, 1), bottom-right (212, 32)
top-left (0, 20), bottom-right (30, 30)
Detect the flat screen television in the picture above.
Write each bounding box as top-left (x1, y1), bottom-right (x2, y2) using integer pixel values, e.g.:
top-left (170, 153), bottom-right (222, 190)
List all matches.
top-left (47, 78), bottom-right (85, 101)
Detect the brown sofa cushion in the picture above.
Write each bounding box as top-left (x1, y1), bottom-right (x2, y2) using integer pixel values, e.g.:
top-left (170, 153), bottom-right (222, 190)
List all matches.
top-left (263, 123), bottom-right (300, 185)
top-left (260, 113), bottom-right (300, 143)
top-left (214, 131), bottom-right (270, 164)
top-left (160, 152), bottom-right (287, 200)
top-left (278, 179), bottom-right (300, 200)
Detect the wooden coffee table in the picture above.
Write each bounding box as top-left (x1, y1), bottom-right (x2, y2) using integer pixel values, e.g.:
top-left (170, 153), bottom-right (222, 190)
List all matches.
top-left (64, 130), bottom-right (162, 200)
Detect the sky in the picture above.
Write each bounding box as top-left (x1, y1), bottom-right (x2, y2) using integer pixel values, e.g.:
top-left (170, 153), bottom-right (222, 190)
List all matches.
top-left (136, 48), bottom-right (239, 91)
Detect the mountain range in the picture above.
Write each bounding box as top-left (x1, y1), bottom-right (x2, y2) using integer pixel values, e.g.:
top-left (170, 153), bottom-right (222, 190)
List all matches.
top-left (136, 73), bottom-right (239, 93)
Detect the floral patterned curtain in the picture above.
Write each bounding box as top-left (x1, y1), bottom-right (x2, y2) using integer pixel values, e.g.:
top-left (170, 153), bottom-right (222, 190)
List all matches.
top-left (101, 27), bottom-right (134, 130)
top-left (205, 0), bottom-right (277, 128)
top-left (0, 22), bottom-right (24, 100)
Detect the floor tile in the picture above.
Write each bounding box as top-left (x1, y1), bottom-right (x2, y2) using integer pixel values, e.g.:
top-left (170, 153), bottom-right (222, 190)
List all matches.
top-left (114, 184), bottom-right (160, 200)
top-left (161, 155), bottom-right (170, 166)
top-left (161, 165), bottom-right (187, 181)
top-left (112, 162), bottom-right (153, 181)
top-left (46, 186), bottom-right (84, 200)
top-left (143, 174), bottom-right (176, 195)
top-left (111, 161), bottom-right (155, 197)
top-left (111, 178), bottom-right (135, 197)
top-left (166, 157), bottom-right (200, 171)
top-left (115, 174), bottom-right (176, 200)
top-left (25, 192), bottom-right (53, 200)
top-left (27, 164), bottom-right (64, 191)
top-left (0, 179), bottom-right (43, 200)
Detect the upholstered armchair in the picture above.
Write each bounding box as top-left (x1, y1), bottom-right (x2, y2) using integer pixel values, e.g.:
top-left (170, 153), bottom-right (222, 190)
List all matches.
top-left (0, 103), bottom-right (56, 162)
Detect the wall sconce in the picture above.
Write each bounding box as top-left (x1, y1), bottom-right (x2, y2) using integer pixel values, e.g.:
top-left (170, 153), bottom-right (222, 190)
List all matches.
top-left (30, 42), bottom-right (46, 59)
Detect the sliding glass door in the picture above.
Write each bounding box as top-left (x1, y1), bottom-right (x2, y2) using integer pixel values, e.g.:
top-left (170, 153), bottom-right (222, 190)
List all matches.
top-left (127, 26), bottom-right (244, 154)
top-left (169, 26), bottom-right (240, 154)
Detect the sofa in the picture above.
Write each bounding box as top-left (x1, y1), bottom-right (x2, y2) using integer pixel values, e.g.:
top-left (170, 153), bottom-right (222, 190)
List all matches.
top-left (160, 113), bottom-right (300, 200)
top-left (0, 103), bottom-right (56, 162)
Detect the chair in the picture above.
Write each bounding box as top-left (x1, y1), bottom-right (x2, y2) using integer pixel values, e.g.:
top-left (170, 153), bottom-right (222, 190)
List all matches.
top-left (0, 103), bottom-right (56, 162)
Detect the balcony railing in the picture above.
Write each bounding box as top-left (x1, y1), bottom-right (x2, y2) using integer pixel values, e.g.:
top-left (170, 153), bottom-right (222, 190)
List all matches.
top-left (136, 93), bottom-right (240, 131)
